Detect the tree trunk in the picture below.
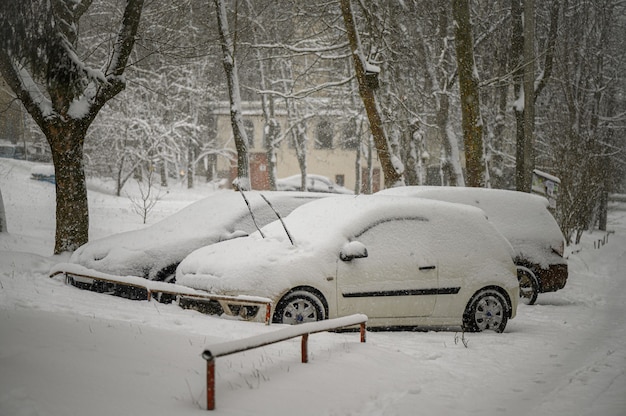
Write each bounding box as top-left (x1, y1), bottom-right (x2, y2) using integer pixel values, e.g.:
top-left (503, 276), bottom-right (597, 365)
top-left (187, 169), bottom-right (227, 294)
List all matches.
top-left (520, 0), bottom-right (535, 192)
top-left (48, 127), bottom-right (89, 253)
top-left (215, 0), bottom-right (250, 190)
top-left (0, 187), bottom-right (7, 233)
top-left (453, 0), bottom-right (485, 188)
top-left (0, 0), bottom-right (144, 253)
top-left (340, 0), bottom-right (404, 189)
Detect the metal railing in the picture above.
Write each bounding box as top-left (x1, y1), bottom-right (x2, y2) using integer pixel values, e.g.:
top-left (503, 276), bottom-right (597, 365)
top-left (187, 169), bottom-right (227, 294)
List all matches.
top-left (201, 314), bottom-right (368, 410)
top-left (50, 267), bottom-right (273, 324)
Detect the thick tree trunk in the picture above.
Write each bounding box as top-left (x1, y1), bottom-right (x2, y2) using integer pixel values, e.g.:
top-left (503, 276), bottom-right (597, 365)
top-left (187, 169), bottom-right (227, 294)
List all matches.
top-left (453, 0), bottom-right (485, 188)
top-left (340, 0), bottom-right (404, 189)
top-left (520, 0), bottom-right (535, 193)
top-left (48, 128), bottom-right (89, 253)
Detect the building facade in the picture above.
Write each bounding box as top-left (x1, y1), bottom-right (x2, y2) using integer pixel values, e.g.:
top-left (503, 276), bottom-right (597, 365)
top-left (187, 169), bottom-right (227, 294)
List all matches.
top-left (211, 101), bottom-right (382, 193)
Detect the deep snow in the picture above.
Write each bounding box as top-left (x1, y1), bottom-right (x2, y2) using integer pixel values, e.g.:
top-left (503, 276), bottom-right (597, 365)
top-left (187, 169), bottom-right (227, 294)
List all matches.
top-left (1, 158), bottom-right (625, 416)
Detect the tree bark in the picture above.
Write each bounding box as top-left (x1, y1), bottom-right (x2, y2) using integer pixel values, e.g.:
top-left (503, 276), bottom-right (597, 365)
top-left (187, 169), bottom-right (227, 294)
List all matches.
top-left (520, 0), bottom-right (536, 192)
top-left (48, 125), bottom-right (89, 253)
top-left (0, 187), bottom-right (7, 233)
top-left (340, 0), bottom-right (404, 189)
top-left (453, 0), bottom-right (485, 187)
top-left (215, 0), bottom-right (251, 191)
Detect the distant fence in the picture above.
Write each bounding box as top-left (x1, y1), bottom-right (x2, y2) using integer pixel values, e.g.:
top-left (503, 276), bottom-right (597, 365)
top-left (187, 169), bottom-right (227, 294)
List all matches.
top-left (201, 314), bottom-right (368, 410)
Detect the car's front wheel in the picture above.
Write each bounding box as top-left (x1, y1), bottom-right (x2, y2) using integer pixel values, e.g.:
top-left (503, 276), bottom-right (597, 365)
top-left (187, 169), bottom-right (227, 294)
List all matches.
top-left (273, 289), bottom-right (326, 325)
top-left (462, 289), bottom-right (509, 333)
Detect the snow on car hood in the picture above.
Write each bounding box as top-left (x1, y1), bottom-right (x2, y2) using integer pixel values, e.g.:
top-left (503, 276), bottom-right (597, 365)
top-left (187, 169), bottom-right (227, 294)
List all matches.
top-left (176, 234), bottom-right (336, 299)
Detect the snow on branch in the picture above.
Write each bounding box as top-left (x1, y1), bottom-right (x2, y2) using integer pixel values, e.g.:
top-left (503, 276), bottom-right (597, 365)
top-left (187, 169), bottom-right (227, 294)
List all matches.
top-left (254, 76), bottom-right (355, 100)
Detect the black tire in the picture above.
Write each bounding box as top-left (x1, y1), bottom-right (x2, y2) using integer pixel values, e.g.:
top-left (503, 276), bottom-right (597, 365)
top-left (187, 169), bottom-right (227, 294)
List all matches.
top-left (463, 289), bottom-right (510, 333)
top-left (273, 289), bottom-right (326, 325)
top-left (517, 267), bottom-right (539, 305)
top-left (155, 263), bottom-right (179, 283)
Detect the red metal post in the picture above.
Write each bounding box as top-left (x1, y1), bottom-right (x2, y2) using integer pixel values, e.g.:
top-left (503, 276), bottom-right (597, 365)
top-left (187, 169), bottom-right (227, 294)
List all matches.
top-left (207, 358), bottom-right (216, 410)
top-left (360, 323), bottom-right (366, 343)
top-left (265, 303), bottom-right (271, 325)
top-left (301, 333), bottom-right (309, 363)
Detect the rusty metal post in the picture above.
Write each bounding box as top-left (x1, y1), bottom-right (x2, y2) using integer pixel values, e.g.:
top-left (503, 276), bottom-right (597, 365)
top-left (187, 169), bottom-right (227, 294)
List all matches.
top-left (265, 303), bottom-right (271, 325)
top-left (301, 333), bottom-right (309, 363)
top-left (360, 323), bottom-right (366, 343)
top-left (206, 357), bottom-right (216, 410)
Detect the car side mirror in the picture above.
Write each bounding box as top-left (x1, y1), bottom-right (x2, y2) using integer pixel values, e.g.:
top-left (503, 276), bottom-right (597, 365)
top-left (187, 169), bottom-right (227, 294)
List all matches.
top-left (340, 241), bottom-right (368, 261)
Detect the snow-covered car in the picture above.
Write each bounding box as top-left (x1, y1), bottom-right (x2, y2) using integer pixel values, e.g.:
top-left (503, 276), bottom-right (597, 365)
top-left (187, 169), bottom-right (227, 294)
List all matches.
top-left (377, 186), bottom-right (568, 305)
top-left (68, 191), bottom-right (331, 282)
top-left (276, 174), bottom-right (354, 194)
top-left (177, 195), bottom-right (519, 332)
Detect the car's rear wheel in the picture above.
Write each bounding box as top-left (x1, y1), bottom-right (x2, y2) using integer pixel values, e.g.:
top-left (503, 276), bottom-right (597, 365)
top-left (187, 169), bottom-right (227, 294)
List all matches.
top-left (463, 289), bottom-right (509, 333)
top-left (517, 266), bottom-right (539, 305)
top-left (273, 289), bottom-right (326, 325)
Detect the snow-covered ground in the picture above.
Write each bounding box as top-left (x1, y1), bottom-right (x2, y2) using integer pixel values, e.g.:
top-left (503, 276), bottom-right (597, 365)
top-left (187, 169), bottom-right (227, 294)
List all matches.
top-left (1, 158), bottom-right (625, 416)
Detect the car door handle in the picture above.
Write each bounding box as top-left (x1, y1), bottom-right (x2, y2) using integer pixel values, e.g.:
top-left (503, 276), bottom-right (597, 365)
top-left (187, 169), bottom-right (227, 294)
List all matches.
top-left (419, 265), bottom-right (436, 271)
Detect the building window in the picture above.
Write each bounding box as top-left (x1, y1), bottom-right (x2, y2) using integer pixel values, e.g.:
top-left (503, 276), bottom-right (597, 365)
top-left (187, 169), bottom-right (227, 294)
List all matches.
top-left (244, 119), bottom-right (255, 149)
top-left (315, 120), bottom-right (333, 149)
top-left (335, 174), bottom-right (345, 187)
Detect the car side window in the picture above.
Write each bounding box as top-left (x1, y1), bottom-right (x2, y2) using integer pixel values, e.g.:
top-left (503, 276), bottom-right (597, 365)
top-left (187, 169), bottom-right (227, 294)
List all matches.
top-left (353, 218), bottom-right (430, 260)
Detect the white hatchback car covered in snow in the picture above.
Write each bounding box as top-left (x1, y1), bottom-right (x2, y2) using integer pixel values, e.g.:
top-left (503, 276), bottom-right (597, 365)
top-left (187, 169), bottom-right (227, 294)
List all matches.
top-left (177, 195), bottom-right (519, 332)
top-left (68, 191), bottom-right (329, 282)
top-left (377, 186), bottom-right (568, 305)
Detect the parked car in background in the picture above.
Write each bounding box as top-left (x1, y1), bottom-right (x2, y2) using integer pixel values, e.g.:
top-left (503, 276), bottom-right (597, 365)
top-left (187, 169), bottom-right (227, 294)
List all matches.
top-left (377, 186), bottom-right (568, 305)
top-left (276, 174), bottom-right (354, 194)
top-left (177, 195), bottom-right (519, 332)
top-left (68, 191), bottom-right (331, 282)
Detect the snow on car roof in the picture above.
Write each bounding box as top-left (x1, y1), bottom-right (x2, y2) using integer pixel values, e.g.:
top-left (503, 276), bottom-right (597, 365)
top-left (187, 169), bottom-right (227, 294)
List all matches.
top-left (377, 186), bottom-right (564, 264)
top-left (257, 194), bottom-right (491, 246)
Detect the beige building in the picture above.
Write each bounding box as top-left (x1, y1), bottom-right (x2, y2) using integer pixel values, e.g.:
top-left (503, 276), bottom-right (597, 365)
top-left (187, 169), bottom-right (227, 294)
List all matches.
top-left (211, 101), bottom-right (382, 193)
top-left (0, 76), bottom-right (24, 145)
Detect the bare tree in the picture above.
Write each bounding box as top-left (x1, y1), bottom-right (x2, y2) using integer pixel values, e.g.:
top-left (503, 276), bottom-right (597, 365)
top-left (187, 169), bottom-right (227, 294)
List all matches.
top-left (453, 0), bottom-right (485, 187)
top-left (510, 0), bottom-right (559, 192)
top-left (340, 0), bottom-right (405, 189)
top-left (418, 2), bottom-right (465, 186)
top-left (543, 0), bottom-right (626, 243)
top-left (0, 0), bottom-right (144, 253)
top-left (214, 0), bottom-right (251, 190)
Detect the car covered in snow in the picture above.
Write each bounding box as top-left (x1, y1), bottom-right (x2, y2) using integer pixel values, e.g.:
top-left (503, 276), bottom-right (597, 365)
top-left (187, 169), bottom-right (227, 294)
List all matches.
top-left (68, 191), bottom-right (331, 282)
top-left (377, 186), bottom-right (568, 305)
top-left (176, 195), bottom-right (519, 332)
top-left (276, 174), bottom-right (354, 194)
